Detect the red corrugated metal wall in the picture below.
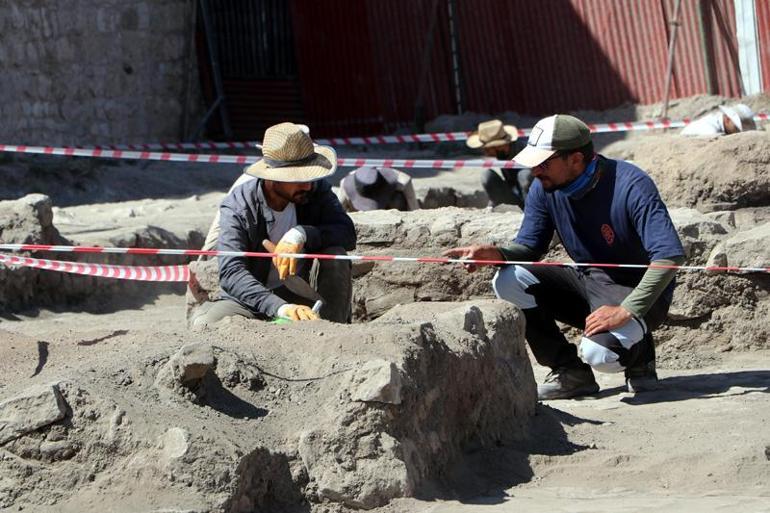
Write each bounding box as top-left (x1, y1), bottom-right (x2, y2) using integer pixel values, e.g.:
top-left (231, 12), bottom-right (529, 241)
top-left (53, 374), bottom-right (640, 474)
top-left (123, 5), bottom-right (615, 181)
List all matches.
top-left (756, 0), bottom-right (770, 92)
top-left (290, 0), bottom-right (455, 136)
top-left (288, 0), bottom-right (744, 137)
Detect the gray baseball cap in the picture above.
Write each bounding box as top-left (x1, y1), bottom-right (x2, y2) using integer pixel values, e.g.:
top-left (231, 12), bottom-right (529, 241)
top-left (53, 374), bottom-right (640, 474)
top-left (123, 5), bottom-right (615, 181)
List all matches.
top-left (514, 114), bottom-right (591, 167)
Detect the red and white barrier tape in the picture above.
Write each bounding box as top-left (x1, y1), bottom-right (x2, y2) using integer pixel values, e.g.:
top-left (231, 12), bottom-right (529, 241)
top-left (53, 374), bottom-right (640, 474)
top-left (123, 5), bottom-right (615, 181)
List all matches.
top-left (2, 244), bottom-right (767, 275)
top-left (0, 253), bottom-right (189, 281)
top-left (85, 114), bottom-right (770, 150)
top-left (0, 145), bottom-right (522, 169)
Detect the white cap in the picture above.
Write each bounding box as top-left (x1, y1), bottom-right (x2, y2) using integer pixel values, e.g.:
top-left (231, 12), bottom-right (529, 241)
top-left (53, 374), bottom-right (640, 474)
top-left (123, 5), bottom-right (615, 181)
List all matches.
top-left (718, 104), bottom-right (755, 132)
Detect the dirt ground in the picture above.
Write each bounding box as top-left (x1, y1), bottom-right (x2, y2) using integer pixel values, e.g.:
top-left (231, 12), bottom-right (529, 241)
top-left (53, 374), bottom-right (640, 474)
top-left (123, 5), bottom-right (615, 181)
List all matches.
top-left (2, 293), bottom-right (768, 512)
top-left (2, 93), bottom-right (770, 512)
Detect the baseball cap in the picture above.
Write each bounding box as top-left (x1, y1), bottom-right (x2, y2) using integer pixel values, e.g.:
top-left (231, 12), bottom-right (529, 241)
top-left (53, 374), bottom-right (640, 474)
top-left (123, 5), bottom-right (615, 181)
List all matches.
top-left (718, 104), bottom-right (755, 132)
top-left (514, 114), bottom-right (591, 167)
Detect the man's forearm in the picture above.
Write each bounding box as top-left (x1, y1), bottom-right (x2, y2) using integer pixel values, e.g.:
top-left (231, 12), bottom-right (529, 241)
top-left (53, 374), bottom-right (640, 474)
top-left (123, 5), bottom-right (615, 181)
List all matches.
top-left (621, 257), bottom-right (685, 318)
top-left (498, 242), bottom-right (543, 262)
top-left (218, 256), bottom-right (286, 316)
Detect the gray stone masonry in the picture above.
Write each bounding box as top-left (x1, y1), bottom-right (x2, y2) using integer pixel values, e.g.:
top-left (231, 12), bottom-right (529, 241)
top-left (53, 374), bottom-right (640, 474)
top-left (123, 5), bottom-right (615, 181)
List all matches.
top-left (0, 0), bottom-right (200, 146)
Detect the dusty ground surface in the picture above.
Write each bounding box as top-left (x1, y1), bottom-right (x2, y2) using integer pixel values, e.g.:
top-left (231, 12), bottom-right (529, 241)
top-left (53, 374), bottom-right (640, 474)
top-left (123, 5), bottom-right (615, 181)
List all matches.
top-left (1, 93), bottom-right (770, 511)
top-left (2, 294), bottom-right (768, 512)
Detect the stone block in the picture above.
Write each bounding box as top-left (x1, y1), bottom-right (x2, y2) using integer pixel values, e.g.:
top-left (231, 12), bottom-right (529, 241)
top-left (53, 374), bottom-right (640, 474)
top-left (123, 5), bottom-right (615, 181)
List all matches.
top-left (707, 223), bottom-right (770, 269)
top-left (351, 360), bottom-right (403, 405)
top-left (0, 383), bottom-right (67, 445)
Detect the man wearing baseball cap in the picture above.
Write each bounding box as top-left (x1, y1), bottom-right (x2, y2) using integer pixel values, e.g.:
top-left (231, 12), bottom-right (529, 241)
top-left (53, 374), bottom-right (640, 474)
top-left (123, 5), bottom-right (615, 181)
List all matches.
top-left (445, 114), bottom-right (685, 399)
top-left (190, 122), bottom-right (356, 326)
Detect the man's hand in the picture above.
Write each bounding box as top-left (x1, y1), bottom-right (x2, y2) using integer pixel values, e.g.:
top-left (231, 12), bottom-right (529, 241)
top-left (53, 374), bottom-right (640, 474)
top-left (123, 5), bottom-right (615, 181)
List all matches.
top-left (277, 304), bottom-right (319, 321)
top-left (584, 305), bottom-right (632, 336)
top-left (262, 227), bottom-right (306, 280)
top-left (442, 245), bottom-right (504, 273)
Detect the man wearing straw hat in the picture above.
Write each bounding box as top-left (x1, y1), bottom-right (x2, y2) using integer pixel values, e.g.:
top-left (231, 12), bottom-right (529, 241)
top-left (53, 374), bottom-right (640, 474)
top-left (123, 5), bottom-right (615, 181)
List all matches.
top-left (467, 119), bottom-right (532, 209)
top-left (446, 114), bottom-right (684, 400)
top-left (192, 122), bottom-right (356, 325)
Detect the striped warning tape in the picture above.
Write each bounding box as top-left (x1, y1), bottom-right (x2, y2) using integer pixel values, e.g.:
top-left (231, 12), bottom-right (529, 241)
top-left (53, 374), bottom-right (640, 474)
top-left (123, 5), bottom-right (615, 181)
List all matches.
top-left (1, 244), bottom-right (767, 275)
top-left (0, 145), bottom-right (522, 169)
top-left (84, 113), bottom-right (770, 150)
top-left (0, 253), bottom-right (189, 281)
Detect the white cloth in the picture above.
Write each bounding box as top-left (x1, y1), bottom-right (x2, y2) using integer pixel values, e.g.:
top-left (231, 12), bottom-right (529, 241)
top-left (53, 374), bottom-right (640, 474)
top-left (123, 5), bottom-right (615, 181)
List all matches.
top-left (337, 168), bottom-right (419, 212)
top-left (264, 197), bottom-right (298, 289)
top-left (680, 112), bottom-right (725, 136)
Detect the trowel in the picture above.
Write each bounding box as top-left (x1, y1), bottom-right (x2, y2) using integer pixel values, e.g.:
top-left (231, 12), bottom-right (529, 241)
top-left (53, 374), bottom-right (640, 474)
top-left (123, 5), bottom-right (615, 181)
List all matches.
top-left (270, 275), bottom-right (324, 324)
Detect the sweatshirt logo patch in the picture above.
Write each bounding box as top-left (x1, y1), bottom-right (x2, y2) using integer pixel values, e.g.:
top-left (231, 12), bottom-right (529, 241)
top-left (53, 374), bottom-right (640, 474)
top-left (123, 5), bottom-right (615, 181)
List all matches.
top-left (601, 224), bottom-right (615, 245)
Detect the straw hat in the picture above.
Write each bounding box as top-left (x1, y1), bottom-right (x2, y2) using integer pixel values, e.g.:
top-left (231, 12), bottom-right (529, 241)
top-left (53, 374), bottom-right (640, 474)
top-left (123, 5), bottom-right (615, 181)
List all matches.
top-left (246, 122), bottom-right (336, 182)
top-left (466, 119), bottom-right (519, 149)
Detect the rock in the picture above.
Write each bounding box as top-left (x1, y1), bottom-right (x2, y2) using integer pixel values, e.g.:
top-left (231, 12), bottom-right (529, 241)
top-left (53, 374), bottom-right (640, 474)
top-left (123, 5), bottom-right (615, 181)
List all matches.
top-left (174, 343), bottom-right (216, 384)
top-left (155, 342), bottom-right (216, 393)
top-left (0, 194), bottom-right (62, 244)
top-left (363, 289), bottom-right (415, 320)
top-left (707, 223), bottom-right (770, 269)
top-left (0, 383), bottom-right (67, 445)
top-left (669, 208), bottom-right (729, 263)
top-left (39, 440), bottom-right (76, 461)
top-left (704, 211), bottom-right (736, 230)
top-left (291, 300), bottom-right (534, 509)
top-left (158, 427), bottom-right (190, 461)
top-left (298, 430), bottom-right (411, 509)
top-left (351, 360), bottom-right (403, 405)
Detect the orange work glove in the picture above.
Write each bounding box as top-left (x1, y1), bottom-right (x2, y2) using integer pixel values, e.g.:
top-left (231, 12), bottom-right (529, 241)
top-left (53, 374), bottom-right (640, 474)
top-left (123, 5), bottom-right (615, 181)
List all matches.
top-left (262, 227), bottom-right (306, 280)
top-left (277, 303), bottom-right (319, 321)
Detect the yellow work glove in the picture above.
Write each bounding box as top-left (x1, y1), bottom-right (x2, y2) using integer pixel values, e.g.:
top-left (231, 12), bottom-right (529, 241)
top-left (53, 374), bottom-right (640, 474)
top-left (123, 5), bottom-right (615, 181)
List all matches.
top-left (262, 227), bottom-right (306, 280)
top-left (277, 303), bottom-right (319, 321)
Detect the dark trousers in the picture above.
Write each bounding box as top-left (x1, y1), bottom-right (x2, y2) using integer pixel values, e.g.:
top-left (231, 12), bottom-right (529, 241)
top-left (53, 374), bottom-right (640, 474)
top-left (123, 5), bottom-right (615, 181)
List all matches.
top-left (493, 265), bottom-right (671, 372)
top-left (481, 168), bottom-right (532, 208)
top-left (192, 246), bottom-right (352, 325)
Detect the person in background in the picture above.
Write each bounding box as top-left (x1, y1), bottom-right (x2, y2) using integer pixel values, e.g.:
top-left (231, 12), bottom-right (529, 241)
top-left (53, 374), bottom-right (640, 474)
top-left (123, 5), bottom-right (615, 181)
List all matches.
top-left (681, 104), bottom-right (756, 136)
top-left (445, 114), bottom-right (685, 400)
top-left (467, 119), bottom-right (533, 209)
top-left (338, 166), bottom-right (419, 212)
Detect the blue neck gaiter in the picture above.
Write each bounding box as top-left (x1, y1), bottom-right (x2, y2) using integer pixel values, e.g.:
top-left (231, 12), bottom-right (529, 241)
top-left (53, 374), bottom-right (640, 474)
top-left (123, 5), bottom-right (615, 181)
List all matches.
top-left (560, 157), bottom-right (599, 199)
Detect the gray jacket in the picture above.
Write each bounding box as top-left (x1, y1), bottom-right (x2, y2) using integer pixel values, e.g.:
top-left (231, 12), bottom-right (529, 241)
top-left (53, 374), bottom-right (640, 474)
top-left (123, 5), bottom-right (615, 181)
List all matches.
top-left (218, 178), bottom-right (356, 317)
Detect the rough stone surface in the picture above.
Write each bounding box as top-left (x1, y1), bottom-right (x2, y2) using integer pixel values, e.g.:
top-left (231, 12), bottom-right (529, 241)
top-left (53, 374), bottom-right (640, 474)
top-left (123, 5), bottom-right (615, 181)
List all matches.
top-left (0, 1), bottom-right (201, 145)
top-left (0, 194), bottom-right (198, 313)
top-left (0, 383), bottom-right (67, 445)
top-left (706, 223), bottom-right (770, 269)
top-left (0, 300), bottom-right (535, 512)
top-left (602, 131), bottom-right (770, 210)
top-left (349, 208), bottom-right (524, 320)
top-left (156, 342), bottom-right (216, 388)
top-left (669, 208), bottom-right (730, 263)
top-left (0, 194), bottom-right (65, 245)
top-left (350, 360), bottom-right (403, 405)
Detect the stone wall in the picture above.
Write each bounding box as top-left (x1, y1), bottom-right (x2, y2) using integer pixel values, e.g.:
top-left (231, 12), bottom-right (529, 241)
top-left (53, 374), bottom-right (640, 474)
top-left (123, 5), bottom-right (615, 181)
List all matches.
top-left (0, 0), bottom-right (199, 146)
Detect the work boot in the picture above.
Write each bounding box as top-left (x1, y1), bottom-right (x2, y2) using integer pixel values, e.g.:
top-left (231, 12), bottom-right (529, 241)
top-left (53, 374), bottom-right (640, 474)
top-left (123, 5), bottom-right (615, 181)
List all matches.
top-left (537, 366), bottom-right (599, 400)
top-left (625, 360), bottom-right (660, 393)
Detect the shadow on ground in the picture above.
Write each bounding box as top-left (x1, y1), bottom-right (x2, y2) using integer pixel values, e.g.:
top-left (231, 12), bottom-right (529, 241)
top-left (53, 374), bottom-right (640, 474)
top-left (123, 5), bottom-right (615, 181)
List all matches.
top-left (0, 285), bottom-right (184, 319)
top-left (621, 370), bottom-right (770, 405)
top-left (415, 403), bottom-right (592, 505)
